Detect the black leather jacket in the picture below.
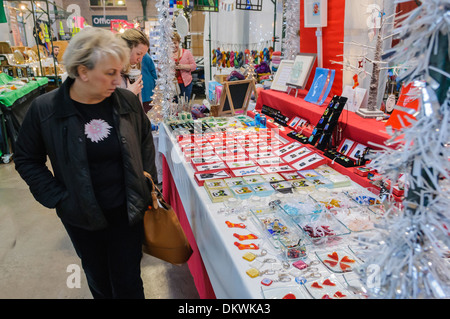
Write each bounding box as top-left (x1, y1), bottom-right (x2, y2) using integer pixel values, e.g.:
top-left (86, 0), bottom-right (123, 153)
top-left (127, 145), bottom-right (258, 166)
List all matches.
top-left (14, 77), bottom-right (157, 230)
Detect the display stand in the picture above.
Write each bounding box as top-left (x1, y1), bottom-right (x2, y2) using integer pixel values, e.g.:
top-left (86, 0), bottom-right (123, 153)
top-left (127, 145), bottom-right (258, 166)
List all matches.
top-left (355, 107), bottom-right (385, 119)
top-left (286, 85), bottom-right (301, 98)
top-left (218, 79), bottom-right (257, 116)
top-left (303, 0), bottom-right (328, 68)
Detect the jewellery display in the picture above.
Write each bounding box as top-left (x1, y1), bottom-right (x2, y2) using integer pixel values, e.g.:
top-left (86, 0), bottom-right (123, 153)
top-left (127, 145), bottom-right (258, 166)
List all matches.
top-left (307, 95), bottom-right (348, 149)
top-left (165, 115), bottom-right (408, 299)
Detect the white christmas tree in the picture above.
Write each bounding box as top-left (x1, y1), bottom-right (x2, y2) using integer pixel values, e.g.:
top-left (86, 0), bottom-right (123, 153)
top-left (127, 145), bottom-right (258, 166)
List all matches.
top-left (330, 1), bottom-right (398, 118)
top-left (355, 0), bottom-right (450, 298)
top-left (148, 0), bottom-right (177, 123)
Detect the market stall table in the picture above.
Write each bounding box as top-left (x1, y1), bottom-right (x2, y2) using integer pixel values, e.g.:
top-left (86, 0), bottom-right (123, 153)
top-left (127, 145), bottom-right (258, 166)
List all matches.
top-left (158, 118), bottom-right (388, 299)
top-left (0, 74), bottom-right (48, 157)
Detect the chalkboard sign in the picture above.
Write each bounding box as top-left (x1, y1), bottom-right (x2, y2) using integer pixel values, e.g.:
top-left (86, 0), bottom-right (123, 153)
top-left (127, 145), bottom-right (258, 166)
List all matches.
top-left (218, 79), bottom-right (257, 116)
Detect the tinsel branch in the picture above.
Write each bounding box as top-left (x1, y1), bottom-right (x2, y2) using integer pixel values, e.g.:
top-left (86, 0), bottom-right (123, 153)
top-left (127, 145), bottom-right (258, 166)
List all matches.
top-left (282, 0), bottom-right (300, 60)
top-left (355, 0), bottom-right (450, 299)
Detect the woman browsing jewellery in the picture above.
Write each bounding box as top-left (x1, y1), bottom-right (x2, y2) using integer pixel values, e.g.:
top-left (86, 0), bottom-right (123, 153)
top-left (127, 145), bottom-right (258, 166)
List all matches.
top-left (172, 32), bottom-right (197, 102)
top-left (14, 27), bottom-right (157, 299)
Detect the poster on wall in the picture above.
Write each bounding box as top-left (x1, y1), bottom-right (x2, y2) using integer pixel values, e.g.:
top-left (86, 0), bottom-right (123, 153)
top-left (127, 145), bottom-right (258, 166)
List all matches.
top-left (286, 53), bottom-right (317, 89)
top-left (304, 0), bottom-right (328, 28)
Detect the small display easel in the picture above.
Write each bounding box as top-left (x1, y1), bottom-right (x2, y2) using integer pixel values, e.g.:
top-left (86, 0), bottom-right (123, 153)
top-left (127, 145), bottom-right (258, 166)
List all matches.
top-left (218, 79), bottom-right (258, 116)
top-left (287, 85), bottom-right (302, 98)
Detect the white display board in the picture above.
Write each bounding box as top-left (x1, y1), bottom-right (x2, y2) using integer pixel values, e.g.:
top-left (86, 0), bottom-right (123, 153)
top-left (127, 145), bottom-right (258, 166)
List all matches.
top-left (304, 0), bottom-right (328, 28)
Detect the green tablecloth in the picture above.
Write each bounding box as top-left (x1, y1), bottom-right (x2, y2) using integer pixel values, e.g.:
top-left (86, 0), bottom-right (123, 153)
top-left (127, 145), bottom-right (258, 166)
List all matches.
top-left (0, 73), bottom-right (48, 107)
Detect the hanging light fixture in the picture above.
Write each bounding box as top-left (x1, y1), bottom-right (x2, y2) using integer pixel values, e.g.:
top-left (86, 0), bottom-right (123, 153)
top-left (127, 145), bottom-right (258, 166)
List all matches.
top-left (236, 0), bottom-right (263, 11)
top-left (193, 0), bottom-right (219, 12)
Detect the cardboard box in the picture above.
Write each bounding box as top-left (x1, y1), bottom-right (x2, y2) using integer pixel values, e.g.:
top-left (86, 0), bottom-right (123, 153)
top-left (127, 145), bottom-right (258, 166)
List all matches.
top-left (214, 74), bottom-right (228, 84)
top-left (190, 11), bottom-right (205, 32)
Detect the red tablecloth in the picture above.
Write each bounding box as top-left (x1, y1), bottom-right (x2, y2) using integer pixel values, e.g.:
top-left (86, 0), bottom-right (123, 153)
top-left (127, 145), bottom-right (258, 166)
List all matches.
top-left (255, 89), bottom-right (391, 149)
top-left (162, 156), bottom-right (216, 299)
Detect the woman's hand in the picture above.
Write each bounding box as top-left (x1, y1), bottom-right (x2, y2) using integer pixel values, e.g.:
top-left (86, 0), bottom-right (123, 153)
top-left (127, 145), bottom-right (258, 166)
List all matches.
top-left (127, 74), bottom-right (144, 95)
top-left (175, 64), bottom-right (190, 71)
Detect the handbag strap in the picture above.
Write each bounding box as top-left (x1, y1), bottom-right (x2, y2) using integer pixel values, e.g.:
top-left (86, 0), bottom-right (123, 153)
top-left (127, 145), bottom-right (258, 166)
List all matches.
top-left (143, 171), bottom-right (169, 209)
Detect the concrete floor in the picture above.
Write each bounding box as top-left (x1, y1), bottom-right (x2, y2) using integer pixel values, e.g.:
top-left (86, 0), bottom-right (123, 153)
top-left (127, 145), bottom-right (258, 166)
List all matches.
top-left (0, 161), bottom-right (200, 299)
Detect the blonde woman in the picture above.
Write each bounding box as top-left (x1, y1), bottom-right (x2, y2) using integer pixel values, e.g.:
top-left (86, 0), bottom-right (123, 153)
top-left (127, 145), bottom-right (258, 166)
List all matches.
top-left (172, 32), bottom-right (197, 101)
top-left (14, 27), bottom-right (157, 299)
top-left (118, 28), bottom-right (150, 98)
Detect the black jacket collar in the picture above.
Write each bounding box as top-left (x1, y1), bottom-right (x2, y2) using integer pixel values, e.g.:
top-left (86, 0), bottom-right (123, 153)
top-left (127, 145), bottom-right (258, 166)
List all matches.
top-left (54, 77), bottom-right (133, 118)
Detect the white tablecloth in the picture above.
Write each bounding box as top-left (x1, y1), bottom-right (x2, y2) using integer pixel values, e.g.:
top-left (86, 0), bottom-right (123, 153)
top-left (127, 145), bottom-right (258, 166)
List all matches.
top-left (158, 123), bottom-right (366, 299)
top-left (159, 123), bottom-right (266, 298)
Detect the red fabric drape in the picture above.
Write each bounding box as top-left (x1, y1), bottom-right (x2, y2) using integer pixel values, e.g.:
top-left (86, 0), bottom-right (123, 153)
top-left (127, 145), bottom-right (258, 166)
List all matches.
top-left (162, 156), bottom-right (216, 299)
top-left (299, 0), bottom-right (346, 96)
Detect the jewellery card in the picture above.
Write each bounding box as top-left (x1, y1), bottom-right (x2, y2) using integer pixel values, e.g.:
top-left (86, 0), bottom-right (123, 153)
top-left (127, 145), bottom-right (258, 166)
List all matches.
top-left (198, 150), bottom-right (216, 157)
top-left (261, 173), bottom-right (285, 183)
top-left (197, 141), bottom-right (212, 148)
top-left (226, 160), bottom-right (256, 169)
top-left (289, 178), bottom-right (315, 191)
top-left (195, 169), bottom-right (232, 186)
top-left (206, 187), bottom-right (235, 203)
top-left (184, 151), bottom-right (201, 161)
top-left (242, 174), bottom-right (266, 184)
top-left (224, 177), bottom-right (246, 187)
top-left (270, 181), bottom-right (293, 193)
top-left (204, 179), bottom-right (228, 189)
top-left (220, 154), bottom-right (248, 162)
top-left (227, 146), bottom-right (246, 155)
top-left (298, 169), bottom-right (321, 179)
top-left (348, 143), bottom-right (369, 161)
top-left (230, 185), bottom-right (254, 200)
top-left (195, 162), bottom-right (228, 172)
top-left (245, 146), bottom-right (259, 154)
top-left (180, 142), bottom-right (196, 151)
top-left (274, 142), bottom-right (303, 156)
top-left (191, 155), bottom-right (222, 165)
top-left (281, 147), bottom-right (312, 163)
top-left (290, 153), bottom-right (327, 171)
top-left (287, 116), bottom-right (309, 130)
top-left (231, 166), bottom-right (265, 177)
top-left (258, 144), bottom-right (280, 153)
top-left (280, 172), bottom-right (304, 180)
top-left (256, 157), bottom-right (286, 167)
top-left (214, 149), bottom-right (228, 157)
top-left (337, 138), bottom-right (355, 156)
top-left (262, 164), bottom-right (295, 174)
top-left (250, 183), bottom-right (275, 197)
top-left (314, 165), bottom-right (339, 177)
top-left (248, 152), bottom-right (275, 159)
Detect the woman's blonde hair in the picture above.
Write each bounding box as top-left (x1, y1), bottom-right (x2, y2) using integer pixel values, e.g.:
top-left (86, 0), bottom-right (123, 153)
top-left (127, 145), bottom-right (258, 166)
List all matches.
top-left (118, 28), bottom-right (149, 73)
top-left (119, 28), bottom-right (150, 49)
top-left (63, 27), bottom-right (129, 79)
top-left (172, 32), bottom-right (181, 43)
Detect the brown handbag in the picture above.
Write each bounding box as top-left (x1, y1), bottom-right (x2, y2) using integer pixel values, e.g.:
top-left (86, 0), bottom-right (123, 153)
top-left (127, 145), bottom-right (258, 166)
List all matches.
top-left (142, 171), bottom-right (193, 264)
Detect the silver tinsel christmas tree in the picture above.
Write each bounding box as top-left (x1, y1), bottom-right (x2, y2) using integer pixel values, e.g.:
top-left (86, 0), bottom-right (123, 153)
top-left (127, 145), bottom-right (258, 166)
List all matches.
top-left (148, 0), bottom-right (177, 123)
top-left (355, 0), bottom-right (450, 299)
top-left (281, 0), bottom-right (300, 60)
